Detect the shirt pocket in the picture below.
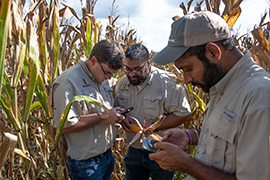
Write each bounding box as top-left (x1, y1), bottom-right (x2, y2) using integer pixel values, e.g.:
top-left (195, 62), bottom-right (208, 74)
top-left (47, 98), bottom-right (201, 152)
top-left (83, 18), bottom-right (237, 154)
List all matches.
top-left (81, 87), bottom-right (99, 114)
top-left (143, 94), bottom-right (164, 119)
top-left (207, 111), bottom-right (238, 173)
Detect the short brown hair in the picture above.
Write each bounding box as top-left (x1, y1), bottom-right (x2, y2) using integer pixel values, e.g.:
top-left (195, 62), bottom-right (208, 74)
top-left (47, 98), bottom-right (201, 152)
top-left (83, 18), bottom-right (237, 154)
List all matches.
top-left (90, 39), bottom-right (125, 70)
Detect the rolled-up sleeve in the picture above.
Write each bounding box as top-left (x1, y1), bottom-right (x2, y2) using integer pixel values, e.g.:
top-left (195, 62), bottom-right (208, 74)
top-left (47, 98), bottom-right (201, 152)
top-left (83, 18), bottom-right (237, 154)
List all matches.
top-left (52, 83), bottom-right (80, 128)
top-left (164, 81), bottom-right (191, 117)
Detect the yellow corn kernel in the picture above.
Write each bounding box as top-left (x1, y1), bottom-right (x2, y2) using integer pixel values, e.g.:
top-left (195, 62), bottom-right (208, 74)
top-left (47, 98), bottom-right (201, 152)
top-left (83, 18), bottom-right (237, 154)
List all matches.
top-left (130, 124), bottom-right (141, 133)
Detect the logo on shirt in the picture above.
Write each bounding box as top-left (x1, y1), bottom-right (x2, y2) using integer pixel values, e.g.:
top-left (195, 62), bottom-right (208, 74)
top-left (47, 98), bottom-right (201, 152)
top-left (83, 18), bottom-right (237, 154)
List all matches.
top-left (222, 108), bottom-right (236, 121)
top-left (120, 84), bottom-right (129, 91)
top-left (82, 78), bottom-right (91, 87)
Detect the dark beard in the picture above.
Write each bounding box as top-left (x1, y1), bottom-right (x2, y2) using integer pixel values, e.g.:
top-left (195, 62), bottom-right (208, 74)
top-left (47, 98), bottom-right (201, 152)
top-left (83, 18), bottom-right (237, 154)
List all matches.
top-left (192, 56), bottom-right (225, 93)
top-left (127, 75), bottom-right (147, 86)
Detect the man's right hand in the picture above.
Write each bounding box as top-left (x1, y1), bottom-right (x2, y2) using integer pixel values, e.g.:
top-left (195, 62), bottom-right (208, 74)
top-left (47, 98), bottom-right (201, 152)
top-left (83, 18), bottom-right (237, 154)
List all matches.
top-left (102, 107), bottom-right (125, 125)
top-left (162, 128), bottom-right (189, 150)
top-left (120, 116), bottom-right (135, 132)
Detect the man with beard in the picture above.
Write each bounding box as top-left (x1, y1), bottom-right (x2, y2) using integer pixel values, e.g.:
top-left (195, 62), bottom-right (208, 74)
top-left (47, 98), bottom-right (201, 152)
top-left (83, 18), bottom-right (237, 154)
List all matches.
top-left (149, 11), bottom-right (270, 180)
top-left (114, 44), bottom-right (191, 180)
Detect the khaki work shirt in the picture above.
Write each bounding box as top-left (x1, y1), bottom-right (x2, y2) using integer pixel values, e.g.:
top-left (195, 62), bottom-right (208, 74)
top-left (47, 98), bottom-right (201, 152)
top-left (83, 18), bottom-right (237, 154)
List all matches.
top-left (115, 66), bottom-right (191, 149)
top-left (187, 52), bottom-right (270, 179)
top-left (53, 60), bottom-right (115, 160)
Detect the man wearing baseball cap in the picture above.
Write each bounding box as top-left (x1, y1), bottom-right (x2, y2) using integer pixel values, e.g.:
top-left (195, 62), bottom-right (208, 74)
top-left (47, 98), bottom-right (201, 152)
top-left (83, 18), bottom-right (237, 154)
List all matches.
top-left (149, 11), bottom-right (270, 179)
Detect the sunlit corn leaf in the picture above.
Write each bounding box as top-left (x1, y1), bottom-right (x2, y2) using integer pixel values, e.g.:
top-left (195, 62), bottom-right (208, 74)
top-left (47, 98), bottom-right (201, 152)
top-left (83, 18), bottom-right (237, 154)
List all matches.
top-left (53, 95), bottom-right (109, 150)
top-left (2, 70), bottom-right (14, 105)
top-left (86, 18), bottom-right (92, 57)
top-left (14, 148), bottom-right (31, 161)
top-left (35, 74), bottom-right (52, 118)
top-left (38, 5), bottom-right (48, 85)
top-left (252, 27), bottom-right (270, 53)
top-left (187, 83), bottom-right (206, 112)
top-left (30, 101), bottom-right (42, 112)
top-left (22, 32), bottom-right (39, 122)
top-left (94, 21), bottom-right (100, 44)
top-left (0, 0), bottom-right (11, 97)
top-left (48, 1), bottom-right (60, 81)
top-left (53, 5), bottom-right (60, 81)
top-left (223, 7), bottom-right (241, 27)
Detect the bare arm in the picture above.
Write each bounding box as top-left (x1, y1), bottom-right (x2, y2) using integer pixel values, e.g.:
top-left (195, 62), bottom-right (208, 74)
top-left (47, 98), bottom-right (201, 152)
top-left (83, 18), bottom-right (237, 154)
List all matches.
top-left (149, 142), bottom-right (236, 180)
top-left (157, 113), bottom-right (191, 130)
top-left (62, 107), bottom-right (125, 134)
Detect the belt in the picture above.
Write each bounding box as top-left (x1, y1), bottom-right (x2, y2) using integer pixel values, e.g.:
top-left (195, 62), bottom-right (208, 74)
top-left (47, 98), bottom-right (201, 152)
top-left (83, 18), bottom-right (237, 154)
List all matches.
top-left (93, 148), bottom-right (111, 158)
top-left (67, 148), bottom-right (111, 161)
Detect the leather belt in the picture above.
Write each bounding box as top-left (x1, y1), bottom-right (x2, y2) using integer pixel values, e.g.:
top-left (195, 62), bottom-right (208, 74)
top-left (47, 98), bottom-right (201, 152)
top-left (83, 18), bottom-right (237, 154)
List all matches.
top-left (67, 148), bottom-right (111, 161)
top-left (94, 148), bottom-right (111, 158)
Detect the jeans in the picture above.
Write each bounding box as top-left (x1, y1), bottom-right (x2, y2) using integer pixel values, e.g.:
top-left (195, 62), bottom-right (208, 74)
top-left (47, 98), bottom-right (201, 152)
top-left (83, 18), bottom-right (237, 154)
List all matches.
top-left (124, 147), bottom-right (174, 180)
top-left (66, 149), bottom-right (114, 180)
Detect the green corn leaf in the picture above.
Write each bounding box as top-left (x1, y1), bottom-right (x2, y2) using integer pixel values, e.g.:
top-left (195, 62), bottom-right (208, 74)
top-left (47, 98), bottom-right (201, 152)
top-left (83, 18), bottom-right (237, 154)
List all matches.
top-left (35, 73), bottom-right (52, 118)
top-left (0, 0), bottom-right (11, 97)
top-left (74, 45), bottom-right (81, 62)
top-left (53, 6), bottom-right (60, 81)
top-left (53, 95), bottom-right (109, 150)
top-left (30, 101), bottom-right (42, 112)
top-left (94, 21), bottom-right (99, 44)
top-left (22, 33), bottom-right (39, 122)
top-left (3, 70), bottom-right (14, 105)
top-left (0, 93), bottom-right (20, 131)
top-left (38, 13), bottom-right (48, 85)
top-left (14, 148), bottom-right (31, 161)
top-left (86, 18), bottom-right (92, 58)
top-left (187, 83), bottom-right (206, 112)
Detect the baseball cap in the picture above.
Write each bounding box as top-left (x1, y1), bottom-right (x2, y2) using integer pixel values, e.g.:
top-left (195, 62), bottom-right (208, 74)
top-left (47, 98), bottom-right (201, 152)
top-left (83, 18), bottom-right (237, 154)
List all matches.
top-left (152, 11), bottom-right (231, 65)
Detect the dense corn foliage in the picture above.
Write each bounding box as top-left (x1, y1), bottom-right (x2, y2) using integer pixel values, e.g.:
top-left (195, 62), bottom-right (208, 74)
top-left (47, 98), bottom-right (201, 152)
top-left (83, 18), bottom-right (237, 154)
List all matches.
top-left (0, 0), bottom-right (269, 179)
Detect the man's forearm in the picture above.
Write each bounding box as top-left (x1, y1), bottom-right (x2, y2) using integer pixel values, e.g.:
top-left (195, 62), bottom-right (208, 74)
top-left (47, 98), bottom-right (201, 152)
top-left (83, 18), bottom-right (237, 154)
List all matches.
top-left (184, 157), bottom-right (237, 180)
top-left (62, 113), bottom-right (103, 134)
top-left (158, 114), bottom-right (191, 130)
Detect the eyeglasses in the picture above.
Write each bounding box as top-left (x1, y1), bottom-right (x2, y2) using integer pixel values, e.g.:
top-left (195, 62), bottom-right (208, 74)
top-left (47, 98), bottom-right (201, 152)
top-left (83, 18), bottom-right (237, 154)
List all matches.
top-left (97, 58), bottom-right (114, 78)
top-left (123, 61), bottom-right (148, 73)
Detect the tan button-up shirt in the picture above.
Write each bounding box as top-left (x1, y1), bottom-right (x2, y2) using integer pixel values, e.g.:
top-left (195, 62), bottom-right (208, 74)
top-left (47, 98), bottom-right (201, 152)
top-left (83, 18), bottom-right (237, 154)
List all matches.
top-left (187, 52), bottom-right (270, 179)
top-left (115, 66), bottom-right (191, 149)
top-left (53, 60), bottom-right (115, 160)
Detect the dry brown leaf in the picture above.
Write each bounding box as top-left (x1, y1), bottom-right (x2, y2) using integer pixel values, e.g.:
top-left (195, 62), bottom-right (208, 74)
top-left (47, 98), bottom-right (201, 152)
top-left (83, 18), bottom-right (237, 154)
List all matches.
top-left (252, 27), bottom-right (270, 53)
top-left (224, 6), bottom-right (241, 27)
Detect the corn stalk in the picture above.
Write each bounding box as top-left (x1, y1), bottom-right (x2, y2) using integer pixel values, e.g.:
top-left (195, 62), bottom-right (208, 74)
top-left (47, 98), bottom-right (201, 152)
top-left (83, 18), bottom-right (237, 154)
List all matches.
top-left (0, 0), bottom-right (269, 180)
top-left (0, 0), bottom-right (103, 179)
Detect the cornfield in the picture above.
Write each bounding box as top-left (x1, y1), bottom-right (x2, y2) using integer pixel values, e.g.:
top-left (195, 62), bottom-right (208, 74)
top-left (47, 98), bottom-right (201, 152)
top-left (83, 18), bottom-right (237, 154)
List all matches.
top-left (0, 0), bottom-right (269, 180)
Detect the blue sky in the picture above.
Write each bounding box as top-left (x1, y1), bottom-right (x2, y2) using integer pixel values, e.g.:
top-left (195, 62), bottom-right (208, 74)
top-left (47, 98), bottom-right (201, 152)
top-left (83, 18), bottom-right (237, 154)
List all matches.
top-left (63, 0), bottom-right (270, 51)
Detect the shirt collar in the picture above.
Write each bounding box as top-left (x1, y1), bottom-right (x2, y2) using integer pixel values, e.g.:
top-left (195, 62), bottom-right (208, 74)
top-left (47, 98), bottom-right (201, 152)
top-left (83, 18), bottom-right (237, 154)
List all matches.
top-left (78, 59), bottom-right (97, 83)
top-left (210, 52), bottom-right (253, 95)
